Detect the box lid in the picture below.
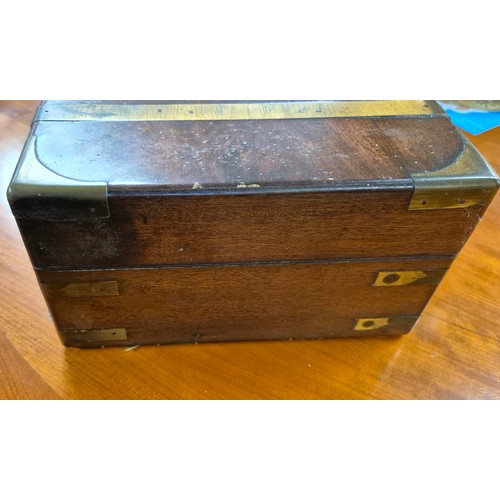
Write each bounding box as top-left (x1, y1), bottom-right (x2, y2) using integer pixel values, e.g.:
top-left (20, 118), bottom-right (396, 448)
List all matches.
top-left (8, 101), bottom-right (500, 270)
top-left (10, 100), bottom-right (498, 211)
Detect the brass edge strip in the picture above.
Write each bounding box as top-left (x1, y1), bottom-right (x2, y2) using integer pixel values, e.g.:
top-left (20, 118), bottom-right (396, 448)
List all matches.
top-left (35, 100), bottom-right (443, 122)
top-left (410, 137), bottom-right (500, 210)
top-left (373, 269), bottom-right (448, 287)
top-left (61, 328), bottom-right (127, 342)
top-left (7, 135), bottom-right (109, 220)
top-left (42, 281), bottom-right (119, 298)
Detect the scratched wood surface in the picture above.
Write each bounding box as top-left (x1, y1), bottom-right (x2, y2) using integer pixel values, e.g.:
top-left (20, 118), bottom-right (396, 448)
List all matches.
top-left (1, 100), bottom-right (499, 399)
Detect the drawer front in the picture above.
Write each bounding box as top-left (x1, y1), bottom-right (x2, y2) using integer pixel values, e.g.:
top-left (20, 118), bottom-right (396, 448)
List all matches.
top-left (37, 257), bottom-right (453, 347)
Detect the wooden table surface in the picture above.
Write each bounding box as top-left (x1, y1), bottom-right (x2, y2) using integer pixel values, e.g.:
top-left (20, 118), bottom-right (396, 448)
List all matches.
top-left (1, 100), bottom-right (499, 400)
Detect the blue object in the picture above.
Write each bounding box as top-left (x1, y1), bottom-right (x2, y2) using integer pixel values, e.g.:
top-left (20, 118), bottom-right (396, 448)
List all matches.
top-left (438, 102), bottom-right (500, 135)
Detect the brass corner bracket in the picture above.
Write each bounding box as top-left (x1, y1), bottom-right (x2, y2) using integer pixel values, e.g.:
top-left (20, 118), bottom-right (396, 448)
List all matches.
top-left (7, 134), bottom-right (109, 220)
top-left (354, 316), bottom-right (418, 333)
top-left (373, 269), bottom-right (448, 287)
top-left (409, 138), bottom-right (499, 210)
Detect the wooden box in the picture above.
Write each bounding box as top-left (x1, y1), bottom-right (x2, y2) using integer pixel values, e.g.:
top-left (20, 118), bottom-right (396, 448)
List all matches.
top-left (7, 100), bottom-right (499, 347)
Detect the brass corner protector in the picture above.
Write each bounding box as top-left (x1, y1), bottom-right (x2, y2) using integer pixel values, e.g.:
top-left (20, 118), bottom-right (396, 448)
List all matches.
top-left (7, 134), bottom-right (109, 220)
top-left (409, 139), bottom-right (499, 210)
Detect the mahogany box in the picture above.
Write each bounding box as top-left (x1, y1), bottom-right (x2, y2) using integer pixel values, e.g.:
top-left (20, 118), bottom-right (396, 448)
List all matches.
top-left (7, 100), bottom-right (499, 347)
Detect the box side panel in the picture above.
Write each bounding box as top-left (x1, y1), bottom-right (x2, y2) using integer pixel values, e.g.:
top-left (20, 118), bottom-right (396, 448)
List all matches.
top-left (36, 257), bottom-right (454, 347)
top-left (19, 190), bottom-right (485, 270)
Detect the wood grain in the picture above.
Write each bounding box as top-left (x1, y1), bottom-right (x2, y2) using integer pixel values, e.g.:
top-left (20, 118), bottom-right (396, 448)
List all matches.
top-left (18, 190), bottom-right (484, 269)
top-left (14, 102), bottom-right (478, 270)
top-left (33, 115), bottom-right (461, 186)
top-left (1, 100), bottom-right (500, 399)
top-left (37, 257), bottom-right (453, 346)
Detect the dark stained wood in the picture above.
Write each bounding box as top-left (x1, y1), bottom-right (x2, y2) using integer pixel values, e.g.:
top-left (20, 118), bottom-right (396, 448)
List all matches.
top-left (37, 257), bottom-right (453, 347)
top-left (19, 191), bottom-right (484, 269)
top-left (33, 116), bottom-right (463, 188)
top-left (11, 101), bottom-right (489, 271)
top-left (9, 100), bottom-right (496, 349)
top-left (2, 101), bottom-right (500, 399)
